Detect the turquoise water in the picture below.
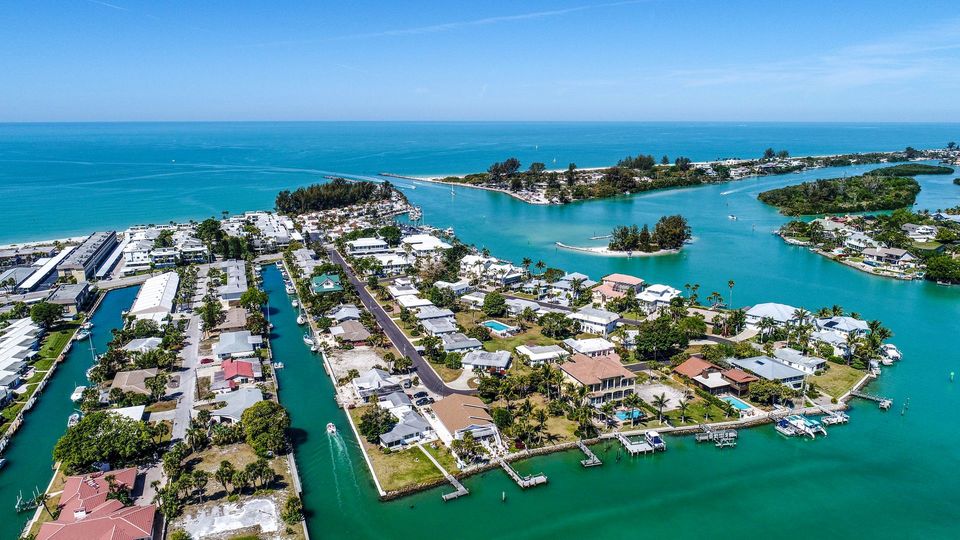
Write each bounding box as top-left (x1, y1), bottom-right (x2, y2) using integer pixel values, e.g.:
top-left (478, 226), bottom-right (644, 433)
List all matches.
top-left (1, 122), bottom-right (959, 242)
top-left (2, 123), bottom-right (960, 539)
top-left (482, 320), bottom-right (512, 332)
top-left (722, 396), bottom-right (751, 411)
top-left (614, 410), bottom-right (642, 421)
top-left (0, 286), bottom-right (139, 540)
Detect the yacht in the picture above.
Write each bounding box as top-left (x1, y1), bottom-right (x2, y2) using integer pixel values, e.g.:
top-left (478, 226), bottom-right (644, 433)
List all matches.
top-left (67, 412), bottom-right (81, 428)
top-left (645, 431), bottom-right (666, 451)
top-left (70, 386), bottom-right (86, 402)
top-left (326, 422), bottom-right (337, 434)
top-left (775, 418), bottom-right (797, 436)
top-left (284, 285), bottom-right (295, 294)
top-left (296, 314), bottom-right (306, 325)
top-left (303, 333), bottom-right (315, 346)
top-left (880, 343), bottom-right (902, 362)
top-left (728, 214), bottom-right (738, 221)
top-left (0, 458), bottom-right (6, 470)
top-left (75, 328), bottom-right (91, 341)
top-left (291, 299), bottom-right (299, 309)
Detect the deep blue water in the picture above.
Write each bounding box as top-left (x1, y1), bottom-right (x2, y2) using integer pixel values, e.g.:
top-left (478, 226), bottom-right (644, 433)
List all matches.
top-left (1, 121), bottom-right (958, 242)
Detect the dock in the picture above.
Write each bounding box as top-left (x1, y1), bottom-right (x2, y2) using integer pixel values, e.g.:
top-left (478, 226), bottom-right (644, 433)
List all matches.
top-left (418, 444), bottom-right (469, 501)
top-left (616, 432), bottom-right (655, 455)
top-left (577, 440), bottom-right (602, 467)
top-left (694, 424), bottom-right (738, 448)
top-left (499, 459), bottom-right (548, 489)
top-left (850, 391), bottom-right (893, 410)
top-left (817, 405), bottom-right (850, 425)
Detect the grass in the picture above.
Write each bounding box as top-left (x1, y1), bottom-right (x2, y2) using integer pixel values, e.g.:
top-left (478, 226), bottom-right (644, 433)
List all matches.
top-left (809, 363), bottom-right (865, 399)
top-left (426, 360), bottom-right (462, 383)
top-left (191, 443), bottom-right (292, 499)
top-left (145, 400), bottom-right (178, 413)
top-left (421, 443), bottom-right (460, 474)
top-left (661, 398), bottom-right (737, 426)
top-left (453, 311), bottom-right (560, 353)
top-left (39, 322), bottom-right (81, 359)
top-left (32, 357), bottom-right (55, 372)
top-left (348, 406), bottom-right (445, 492)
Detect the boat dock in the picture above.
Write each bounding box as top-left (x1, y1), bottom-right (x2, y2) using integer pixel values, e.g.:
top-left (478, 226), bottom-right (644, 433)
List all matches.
top-left (616, 432), bottom-right (656, 455)
top-left (499, 459), bottom-right (548, 489)
top-left (417, 444), bottom-right (469, 501)
top-left (850, 391), bottom-right (893, 410)
top-left (577, 440), bottom-right (602, 467)
top-left (817, 405), bottom-right (850, 425)
top-left (694, 425), bottom-right (738, 448)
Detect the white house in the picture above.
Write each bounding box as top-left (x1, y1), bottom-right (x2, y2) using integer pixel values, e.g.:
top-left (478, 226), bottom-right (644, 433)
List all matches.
top-left (567, 306), bottom-right (619, 336)
top-left (515, 344), bottom-right (569, 365)
top-left (772, 347), bottom-right (827, 375)
top-left (562, 337), bottom-right (616, 357)
top-left (637, 284), bottom-right (681, 313)
top-left (745, 302), bottom-right (801, 329)
top-left (461, 350), bottom-right (512, 374)
top-left (434, 280), bottom-right (472, 296)
top-left (369, 252), bottom-right (411, 275)
top-left (346, 237), bottom-right (390, 256)
top-left (815, 316), bottom-right (869, 336)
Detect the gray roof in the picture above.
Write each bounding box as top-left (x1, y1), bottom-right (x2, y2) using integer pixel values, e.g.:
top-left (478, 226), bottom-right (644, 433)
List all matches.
top-left (811, 330), bottom-right (848, 347)
top-left (815, 316), bottom-right (869, 333)
top-left (415, 306), bottom-right (455, 320)
top-left (773, 348), bottom-right (827, 369)
top-left (422, 317), bottom-right (458, 334)
top-left (379, 410), bottom-right (431, 445)
top-left (462, 350), bottom-right (512, 369)
top-left (729, 356), bottom-right (806, 381)
top-left (353, 368), bottom-right (400, 392)
top-left (380, 391), bottom-right (412, 409)
top-left (328, 304), bottom-right (361, 322)
top-left (48, 282), bottom-right (90, 305)
top-left (745, 303), bottom-right (800, 324)
top-left (121, 337), bottom-right (162, 353)
top-left (214, 330), bottom-right (263, 357)
top-left (212, 388), bottom-right (264, 422)
top-left (441, 332), bottom-right (482, 352)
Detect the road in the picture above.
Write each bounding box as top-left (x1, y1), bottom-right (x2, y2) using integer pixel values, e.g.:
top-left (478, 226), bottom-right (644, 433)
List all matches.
top-left (171, 315), bottom-right (201, 440)
top-left (325, 247), bottom-right (473, 397)
top-left (97, 272), bottom-right (153, 291)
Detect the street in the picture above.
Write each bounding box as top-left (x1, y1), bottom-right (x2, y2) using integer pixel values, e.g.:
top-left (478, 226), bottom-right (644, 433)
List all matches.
top-left (171, 315), bottom-right (201, 440)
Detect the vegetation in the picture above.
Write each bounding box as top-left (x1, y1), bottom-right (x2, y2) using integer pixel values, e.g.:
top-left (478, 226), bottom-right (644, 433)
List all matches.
top-left (240, 401), bottom-right (291, 456)
top-left (30, 301), bottom-right (64, 328)
top-left (864, 164), bottom-right (954, 176)
top-left (608, 215), bottom-right (691, 252)
top-left (53, 412), bottom-right (162, 474)
top-left (275, 178), bottom-right (395, 214)
top-left (758, 175), bottom-right (920, 215)
top-left (357, 406), bottom-right (397, 443)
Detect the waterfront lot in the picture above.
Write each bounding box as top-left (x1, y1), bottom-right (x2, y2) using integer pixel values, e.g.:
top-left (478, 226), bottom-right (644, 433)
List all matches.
top-left (809, 362), bottom-right (865, 399)
top-left (349, 406), bottom-right (445, 492)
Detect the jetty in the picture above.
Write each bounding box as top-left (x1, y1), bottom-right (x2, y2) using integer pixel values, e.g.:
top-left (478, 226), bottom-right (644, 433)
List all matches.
top-left (577, 440), bottom-right (602, 467)
top-left (850, 391), bottom-right (893, 410)
top-left (694, 424), bottom-right (738, 448)
top-left (499, 459), bottom-right (548, 489)
top-left (418, 444), bottom-right (469, 501)
top-left (615, 432), bottom-right (656, 455)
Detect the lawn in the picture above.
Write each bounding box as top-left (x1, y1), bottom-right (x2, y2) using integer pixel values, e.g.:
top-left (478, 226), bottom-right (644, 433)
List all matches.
top-left (32, 357), bottom-right (55, 372)
top-left (426, 359), bottom-right (462, 383)
top-left (39, 322), bottom-right (81, 359)
top-left (661, 398), bottom-right (737, 426)
top-left (809, 364), bottom-right (865, 399)
top-left (145, 400), bottom-right (178, 413)
top-left (483, 323), bottom-right (560, 353)
top-left (192, 443), bottom-right (292, 499)
top-left (348, 406), bottom-right (445, 492)
top-left (421, 443), bottom-right (459, 474)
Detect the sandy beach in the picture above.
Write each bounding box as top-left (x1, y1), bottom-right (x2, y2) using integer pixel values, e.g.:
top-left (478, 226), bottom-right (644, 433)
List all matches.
top-left (555, 242), bottom-right (679, 257)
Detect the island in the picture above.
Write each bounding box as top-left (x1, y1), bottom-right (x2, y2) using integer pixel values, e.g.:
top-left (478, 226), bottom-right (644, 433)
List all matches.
top-left (863, 163), bottom-right (954, 176)
top-left (757, 175), bottom-right (921, 216)
top-left (559, 215), bottom-right (691, 256)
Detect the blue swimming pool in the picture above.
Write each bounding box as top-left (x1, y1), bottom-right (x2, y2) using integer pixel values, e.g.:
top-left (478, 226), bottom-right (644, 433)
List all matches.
top-left (615, 410), bottom-right (643, 421)
top-left (722, 396), bottom-right (752, 411)
top-left (482, 320), bottom-right (512, 332)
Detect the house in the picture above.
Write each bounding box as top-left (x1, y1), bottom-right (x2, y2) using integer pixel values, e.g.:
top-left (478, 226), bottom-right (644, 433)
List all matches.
top-left (109, 368), bottom-right (159, 396)
top-left (346, 237), bottom-right (390, 256)
top-left (401, 234), bottom-right (452, 255)
top-left (431, 394), bottom-right (499, 444)
top-left (505, 297), bottom-right (540, 316)
top-left (434, 279), bottom-right (472, 296)
top-left (47, 282), bottom-right (93, 317)
top-left (815, 316), bottom-right (869, 336)
top-left (772, 348), bottom-right (827, 374)
top-left (421, 317), bottom-right (458, 336)
top-left (559, 353), bottom-right (635, 406)
top-left (461, 350), bottom-right (512, 375)
top-left (515, 344), bottom-right (569, 365)
top-left (328, 304), bottom-right (362, 323)
top-left (692, 372), bottom-right (731, 395)
top-left (213, 330), bottom-right (263, 359)
top-left (397, 295), bottom-right (433, 310)
top-left (810, 330), bottom-right (851, 357)
top-left (673, 356), bottom-right (721, 379)
top-left (862, 247), bottom-right (917, 268)
top-left (728, 356), bottom-right (806, 390)
top-left (901, 223), bottom-right (939, 242)
top-left (369, 252), bottom-right (411, 275)
top-left (352, 368), bottom-right (402, 398)
top-left (214, 260), bottom-right (248, 303)
top-left (592, 273), bottom-right (644, 307)
top-left (120, 337), bottom-right (162, 354)
top-left (415, 305), bottom-right (455, 322)
top-left (380, 410), bottom-right (433, 448)
top-left (567, 306), bottom-right (619, 336)
top-left (460, 292), bottom-right (486, 310)
top-left (745, 302), bottom-right (801, 329)
top-left (721, 368), bottom-right (758, 396)
top-left (440, 332), bottom-right (482, 353)
top-left (127, 272), bottom-right (179, 324)
top-left (211, 387), bottom-right (264, 423)
top-left (637, 284), bottom-right (681, 313)
top-left (213, 307), bottom-right (249, 334)
top-left (562, 337), bottom-right (615, 357)
top-left (37, 468), bottom-right (157, 540)
top-left (311, 273), bottom-right (344, 294)
top-left (387, 282), bottom-right (419, 298)
top-left (459, 255), bottom-right (525, 285)
top-left (222, 358), bottom-right (263, 384)
top-left (844, 231), bottom-right (880, 252)
top-left (330, 320), bottom-right (371, 343)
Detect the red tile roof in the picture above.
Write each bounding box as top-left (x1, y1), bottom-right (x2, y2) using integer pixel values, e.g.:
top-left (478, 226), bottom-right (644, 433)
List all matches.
top-left (592, 283), bottom-right (625, 301)
top-left (602, 273), bottom-right (644, 286)
top-left (223, 359), bottom-right (255, 380)
top-left (673, 357), bottom-right (721, 378)
top-left (37, 504), bottom-right (157, 540)
top-left (56, 468), bottom-right (138, 523)
top-left (722, 368), bottom-right (760, 384)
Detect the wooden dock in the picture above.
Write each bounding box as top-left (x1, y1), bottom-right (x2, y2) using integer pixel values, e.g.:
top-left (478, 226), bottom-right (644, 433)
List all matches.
top-left (499, 459), bottom-right (548, 488)
top-left (577, 440), bottom-right (602, 467)
top-left (616, 433), bottom-right (655, 455)
top-left (850, 391), bottom-right (893, 410)
top-left (418, 444), bottom-right (470, 501)
top-left (694, 425), bottom-right (738, 447)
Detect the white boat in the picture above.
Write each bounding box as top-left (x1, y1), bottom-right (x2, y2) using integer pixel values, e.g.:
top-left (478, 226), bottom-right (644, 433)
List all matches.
top-left (284, 285), bottom-right (295, 294)
top-left (275, 261), bottom-right (283, 267)
top-left (291, 300), bottom-right (299, 308)
top-left (645, 430), bottom-right (666, 451)
top-left (303, 333), bottom-right (315, 346)
top-left (70, 386), bottom-right (86, 402)
top-left (775, 419), bottom-right (797, 436)
top-left (881, 343), bottom-right (902, 361)
top-left (0, 458), bottom-right (6, 470)
top-left (75, 329), bottom-right (91, 341)
top-left (326, 422), bottom-right (337, 434)
top-left (310, 344), bottom-right (318, 352)
top-left (80, 321), bottom-right (93, 330)
top-left (272, 362), bottom-right (284, 369)
top-left (67, 413), bottom-right (81, 428)
top-left (728, 214), bottom-right (738, 220)
top-left (296, 315), bottom-right (306, 325)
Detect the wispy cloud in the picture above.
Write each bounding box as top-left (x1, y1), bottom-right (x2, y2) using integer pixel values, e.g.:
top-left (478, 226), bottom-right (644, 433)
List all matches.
top-left (84, 0), bottom-right (129, 11)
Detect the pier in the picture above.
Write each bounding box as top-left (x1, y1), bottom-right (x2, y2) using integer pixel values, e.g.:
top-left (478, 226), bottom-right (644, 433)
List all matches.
top-left (616, 432), bottom-right (656, 455)
top-left (499, 459), bottom-right (548, 489)
top-left (577, 440), bottom-right (602, 467)
top-left (850, 391), bottom-right (893, 410)
top-left (418, 444), bottom-right (470, 501)
top-left (694, 425), bottom-right (738, 448)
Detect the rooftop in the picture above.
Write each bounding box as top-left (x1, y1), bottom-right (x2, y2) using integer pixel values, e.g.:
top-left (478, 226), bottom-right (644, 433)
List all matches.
top-left (559, 353), bottom-right (633, 385)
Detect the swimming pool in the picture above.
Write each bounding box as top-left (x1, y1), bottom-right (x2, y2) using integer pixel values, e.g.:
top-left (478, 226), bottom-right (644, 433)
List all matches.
top-left (722, 396), bottom-right (752, 411)
top-left (615, 410), bottom-right (643, 421)
top-left (482, 320), bottom-right (513, 332)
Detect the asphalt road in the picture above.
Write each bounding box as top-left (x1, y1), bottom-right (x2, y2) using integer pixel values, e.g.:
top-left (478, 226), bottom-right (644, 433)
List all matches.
top-left (325, 247), bottom-right (473, 397)
top-left (171, 315), bottom-right (201, 440)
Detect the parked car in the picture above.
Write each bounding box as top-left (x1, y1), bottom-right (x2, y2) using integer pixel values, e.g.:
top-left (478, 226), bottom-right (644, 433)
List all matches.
top-left (415, 397), bottom-right (431, 406)
top-left (413, 391), bottom-right (428, 399)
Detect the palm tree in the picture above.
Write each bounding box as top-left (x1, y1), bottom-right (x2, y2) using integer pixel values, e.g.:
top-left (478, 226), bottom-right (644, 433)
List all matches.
top-left (623, 393), bottom-right (642, 427)
top-left (831, 304), bottom-right (844, 316)
top-left (792, 307), bottom-right (810, 328)
top-left (535, 260), bottom-right (546, 274)
top-left (215, 461), bottom-right (235, 495)
top-left (600, 401), bottom-right (616, 427)
top-left (844, 332), bottom-right (861, 365)
top-left (521, 257), bottom-right (532, 274)
top-left (757, 316), bottom-right (775, 343)
top-left (677, 398), bottom-right (689, 423)
top-left (192, 470), bottom-right (209, 503)
top-left (727, 280), bottom-right (735, 308)
top-left (652, 393), bottom-right (670, 423)
top-left (34, 492), bottom-right (53, 518)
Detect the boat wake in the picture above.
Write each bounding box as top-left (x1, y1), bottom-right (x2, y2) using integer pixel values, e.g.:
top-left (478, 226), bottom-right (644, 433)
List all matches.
top-left (329, 431), bottom-right (362, 493)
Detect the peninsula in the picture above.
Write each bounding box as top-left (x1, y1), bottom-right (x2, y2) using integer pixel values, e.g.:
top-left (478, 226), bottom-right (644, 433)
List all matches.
top-left (757, 175), bottom-right (922, 215)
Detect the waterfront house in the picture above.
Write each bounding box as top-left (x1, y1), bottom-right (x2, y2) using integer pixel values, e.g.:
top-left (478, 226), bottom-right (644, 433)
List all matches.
top-left (211, 387), bottom-right (264, 423)
top-left (901, 223), bottom-right (939, 243)
top-left (221, 358), bottom-right (263, 385)
top-left (559, 353), bottom-right (635, 406)
top-left (346, 237), bottom-right (390, 256)
top-left (461, 349), bottom-right (512, 375)
top-left (0, 388), bottom-right (12, 407)
top-left (515, 344), bottom-right (568, 365)
top-left (109, 368), bottom-right (160, 396)
top-left (213, 330), bottom-right (263, 359)
top-left (47, 282), bottom-right (93, 317)
top-left (862, 247), bottom-right (917, 268)
top-left (592, 273), bottom-right (644, 307)
top-left (441, 332), bottom-right (482, 353)
top-left (120, 337), bottom-right (162, 354)
top-left (0, 371), bottom-right (22, 391)
top-left (459, 255), bottom-right (525, 286)
top-left (330, 320), bottom-right (371, 344)
top-left (353, 368), bottom-right (402, 399)
top-left (380, 409), bottom-right (433, 448)
top-left (431, 394), bottom-right (499, 444)
top-left (435, 279), bottom-right (472, 296)
top-left (637, 284), bottom-right (681, 313)
top-left (844, 231), bottom-right (880, 252)
top-left (311, 273), bottom-right (344, 295)
top-left (772, 348), bottom-right (827, 375)
top-left (421, 317), bottom-right (458, 336)
top-left (401, 233), bottom-right (452, 256)
top-left (127, 272), bottom-right (179, 325)
top-left (567, 306), bottom-right (619, 336)
top-left (728, 356), bottom-right (806, 390)
top-left (328, 304), bottom-right (362, 323)
top-left (369, 252), bottom-right (411, 275)
top-left (815, 316), bottom-right (869, 336)
top-left (562, 337), bottom-right (615, 357)
top-left (673, 356), bottom-right (721, 379)
top-left (810, 330), bottom-right (851, 357)
top-left (213, 307), bottom-right (249, 334)
top-left (721, 368), bottom-right (758, 396)
top-left (692, 372), bottom-right (731, 395)
top-left (745, 302), bottom-right (801, 329)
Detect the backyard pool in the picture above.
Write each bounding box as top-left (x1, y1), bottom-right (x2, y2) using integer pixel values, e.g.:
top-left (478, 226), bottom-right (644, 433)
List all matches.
top-left (482, 320), bottom-right (513, 333)
top-left (615, 410), bottom-right (643, 421)
top-left (722, 395), bottom-right (752, 411)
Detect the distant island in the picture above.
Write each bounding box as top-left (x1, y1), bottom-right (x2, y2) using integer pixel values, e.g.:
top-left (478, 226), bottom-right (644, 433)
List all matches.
top-left (864, 163), bottom-right (954, 176)
top-left (276, 177), bottom-right (400, 215)
top-left (557, 215), bottom-right (691, 256)
top-left (758, 175), bottom-right (921, 216)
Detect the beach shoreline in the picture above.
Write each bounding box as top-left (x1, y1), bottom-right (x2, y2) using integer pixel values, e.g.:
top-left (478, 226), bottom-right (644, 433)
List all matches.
top-left (555, 242), bottom-right (680, 257)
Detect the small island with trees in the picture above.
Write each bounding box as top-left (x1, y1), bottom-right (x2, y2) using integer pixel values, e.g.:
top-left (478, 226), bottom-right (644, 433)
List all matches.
top-left (557, 215), bottom-right (691, 256)
top-left (758, 175), bottom-right (921, 216)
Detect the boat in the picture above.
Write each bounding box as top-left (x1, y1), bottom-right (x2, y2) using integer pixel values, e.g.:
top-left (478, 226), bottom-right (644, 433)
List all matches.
top-left (0, 458), bottom-right (6, 470)
top-left (272, 361), bottom-right (284, 369)
top-left (775, 418), bottom-right (798, 436)
top-left (644, 430), bottom-right (666, 451)
top-left (291, 300), bottom-right (299, 308)
top-left (881, 343), bottom-right (902, 361)
top-left (310, 344), bottom-right (318, 352)
top-left (275, 261), bottom-right (283, 267)
top-left (821, 411), bottom-right (849, 425)
top-left (296, 315), bottom-right (306, 325)
top-left (75, 328), bottom-right (91, 341)
top-left (728, 214), bottom-right (738, 220)
top-left (284, 285), bottom-right (295, 294)
top-left (303, 333), bottom-right (315, 346)
top-left (85, 366), bottom-right (96, 380)
top-left (70, 386), bottom-right (86, 402)
top-left (785, 414), bottom-right (826, 438)
top-left (80, 321), bottom-right (93, 330)
top-left (67, 412), bottom-right (81, 428)
top-left (326, 422), bottom-right (337, 434)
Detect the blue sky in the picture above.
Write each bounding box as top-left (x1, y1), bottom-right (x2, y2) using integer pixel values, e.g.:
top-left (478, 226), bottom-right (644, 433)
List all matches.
top-left (3, 0), bottom-right (960, 121)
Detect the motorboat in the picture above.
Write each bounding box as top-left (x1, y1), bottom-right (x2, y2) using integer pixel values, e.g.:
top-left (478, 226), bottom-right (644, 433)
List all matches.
top-left (644, 430), bottom-right (666, 451)
top-left (775, 418), bottom-right (797, 436)
top-left (275, 261), bottom-right (283, 267)
top-left (880, 343), bottom-right (902, 362)
top-left (728, 214), bottom-right (738, 221)
top-left (310, 344), bottom-right (318, 352)
top-left (303, 333), bottom-right (315, 346)
top-left (67, 412), bottom-right (81, 428)
top-left (75, 328), bottom-right (91, 341)
top-left (326, 422), bottom-right (337, 434)
top-left (0, 458), bottom-right (6, 470)
top-left (296, 315), bottom-right (306, 325)
top-left (291, 300), bottom-right (299, 308)
top-left (284, 285), bottom-right (295, 294)
top-left (70, 386), bottom-right (86, 402)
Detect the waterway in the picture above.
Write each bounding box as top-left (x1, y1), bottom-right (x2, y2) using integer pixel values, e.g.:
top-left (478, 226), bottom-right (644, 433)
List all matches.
top-left (0, 285), bottom-right (139, 540)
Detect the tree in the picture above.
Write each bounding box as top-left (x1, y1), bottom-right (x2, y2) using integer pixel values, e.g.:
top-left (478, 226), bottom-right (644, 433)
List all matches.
top-left (538, 312), bottom-right (579, 339)
top-left (239, 287), bottom-right (268, 311)
top-left (652, 393), bottom-right (670, 422)
top-left (763, 147), bottom-right (776, 160)
top-left (191, 470), bottom-right (209, 503)
top-left (197, 295), bottom-right (224, 331)
top-left (169, 530), bottom-right (193, 540)
top-left (565, 163), bottom-right (578, 186)
top-left (282, 496), bottom-right (304, 524)
top-left (393, 355), bottom-right (413, 374)
top-left (677, 398), bottom-right (689, 423)
top-left (232, 470), bottom-right (250, 495)
top-left (357, 406), bottom-right (396, 443)
top-left (727, 280), bottom-right (735, 308)
top-left (146, 372), bottom-right (169, 403)
top-left (30, 301), bottom-right (64, 328)
top-left (482, 291), bottom-right (507, 317)
top-left (215, 461), bottom-right (235, 494)
top-left (53, 412), bottom-right (157, 474)
top-left (241, 401), bottom-right (291, 456)
top-left (623, 393), bottom-right (642, 427)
